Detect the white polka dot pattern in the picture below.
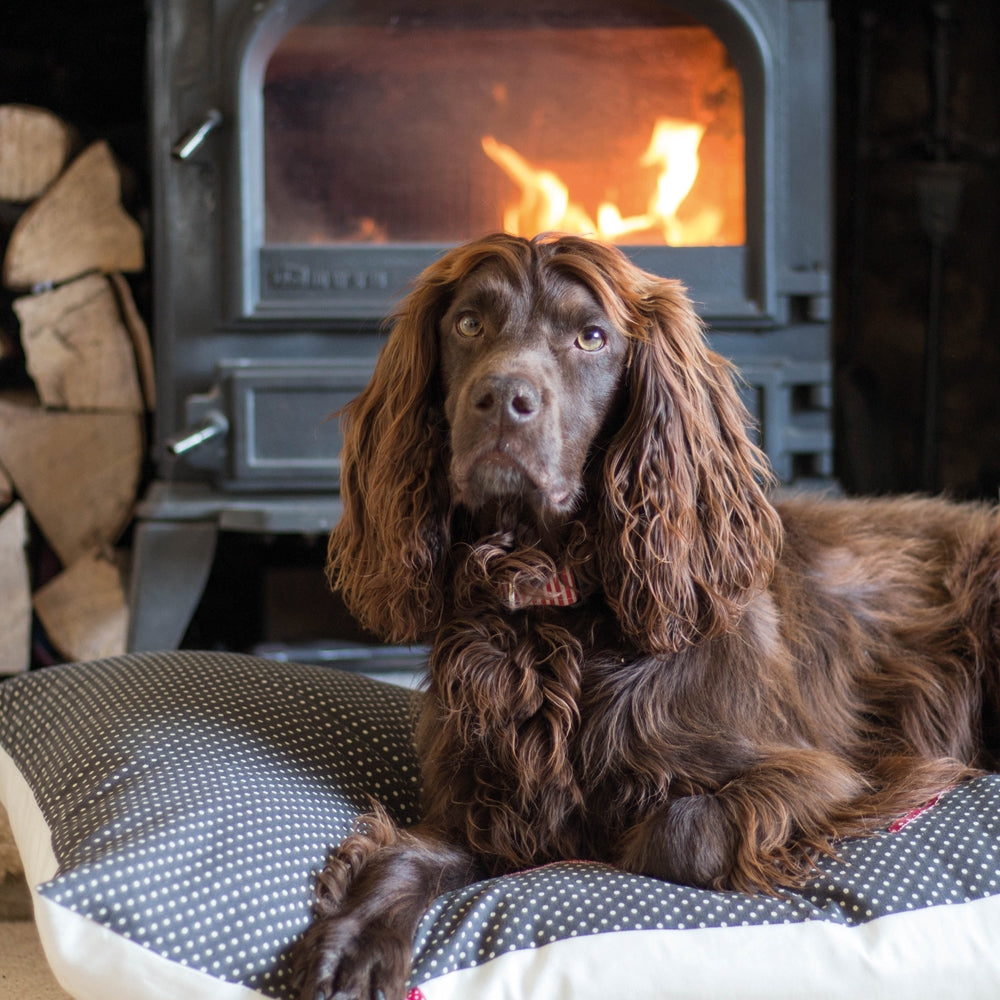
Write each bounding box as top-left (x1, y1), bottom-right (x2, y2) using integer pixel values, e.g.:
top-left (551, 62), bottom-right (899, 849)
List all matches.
top-left (2, 652), bottom-right (1000, 1000)
top-left (410, 778), bottom-right (1000, 987)
top-left (0, 652), bottom-right (422, 998)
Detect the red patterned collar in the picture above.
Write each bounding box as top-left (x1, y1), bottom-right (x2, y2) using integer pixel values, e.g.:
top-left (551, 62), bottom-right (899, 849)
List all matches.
top-left (507, 567), bottom-right (582, 609)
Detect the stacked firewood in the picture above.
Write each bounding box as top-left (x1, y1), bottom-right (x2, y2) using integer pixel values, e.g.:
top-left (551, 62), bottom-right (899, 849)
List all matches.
top-left (0, 105), bottom-right (152, 672)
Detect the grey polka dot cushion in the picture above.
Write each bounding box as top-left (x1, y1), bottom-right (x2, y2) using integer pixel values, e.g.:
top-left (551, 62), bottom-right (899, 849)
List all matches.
top-left (1, 652), bottom-right (1000, 1000)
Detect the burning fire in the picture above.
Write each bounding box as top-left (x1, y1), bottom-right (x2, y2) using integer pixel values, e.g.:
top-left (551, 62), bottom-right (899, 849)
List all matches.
top-left (482, 117), bottom-right (723, 246)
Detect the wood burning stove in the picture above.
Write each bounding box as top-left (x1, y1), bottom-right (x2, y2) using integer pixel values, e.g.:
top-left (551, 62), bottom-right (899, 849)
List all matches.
top-left (131, 0), bottom-right (833, 651)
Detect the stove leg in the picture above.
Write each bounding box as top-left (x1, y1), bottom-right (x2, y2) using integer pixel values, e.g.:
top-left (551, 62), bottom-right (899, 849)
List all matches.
top-left (126, 519), bottom-right (219, 651)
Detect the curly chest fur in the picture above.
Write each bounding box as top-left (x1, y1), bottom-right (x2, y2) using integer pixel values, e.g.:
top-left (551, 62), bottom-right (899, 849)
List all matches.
top-left (415, 600), bottom-right (688, 873)
top-left (415, 606), bottom-right (585, 868)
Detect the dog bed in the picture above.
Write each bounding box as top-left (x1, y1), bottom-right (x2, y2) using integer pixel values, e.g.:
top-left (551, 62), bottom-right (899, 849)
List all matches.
top-left (2, 651), bottom-right (1000, 999)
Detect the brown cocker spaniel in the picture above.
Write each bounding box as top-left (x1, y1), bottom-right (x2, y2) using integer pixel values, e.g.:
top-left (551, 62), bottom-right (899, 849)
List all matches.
top-left (296, 232), bottom-right (1000, 1000)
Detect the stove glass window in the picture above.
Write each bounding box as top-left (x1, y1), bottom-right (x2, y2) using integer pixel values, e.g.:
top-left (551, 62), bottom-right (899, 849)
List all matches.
top-left (263, 1), bottom-right (744, 247)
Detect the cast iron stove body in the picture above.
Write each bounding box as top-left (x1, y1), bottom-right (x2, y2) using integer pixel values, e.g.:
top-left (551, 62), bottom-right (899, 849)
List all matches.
top-left (132, 0), bottom-right (833, 651)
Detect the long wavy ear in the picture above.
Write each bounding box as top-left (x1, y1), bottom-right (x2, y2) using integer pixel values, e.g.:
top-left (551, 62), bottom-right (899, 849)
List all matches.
top-left (597, 274), bottom-right (783, 655)
top-left (326, 260), bottom-right (455, 644)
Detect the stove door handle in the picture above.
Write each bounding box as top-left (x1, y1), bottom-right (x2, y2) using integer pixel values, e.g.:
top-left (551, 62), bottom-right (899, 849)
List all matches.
top-left (171, 109), bottom-right (223, 161)
top-left (166, 411), bottom-right (229, 456)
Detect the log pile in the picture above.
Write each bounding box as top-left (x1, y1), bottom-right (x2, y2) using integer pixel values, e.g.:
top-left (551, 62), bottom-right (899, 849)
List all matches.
top-left (0, 105), bottom-right (150, 673)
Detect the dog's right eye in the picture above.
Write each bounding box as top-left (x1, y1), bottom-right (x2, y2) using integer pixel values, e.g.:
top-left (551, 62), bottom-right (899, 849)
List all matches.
top-left (455, 313), bottom-right (484, 338)
top-left (575, 326), bottom-right (607, 352)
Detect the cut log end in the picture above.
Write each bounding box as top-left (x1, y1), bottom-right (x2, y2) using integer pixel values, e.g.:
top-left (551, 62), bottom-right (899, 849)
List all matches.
top-left (34, 549), bottom-right (128, 663)
top-left (0, 104), bottom-right (75, 203)
top-left (0, 392), bottom-right (143, 567)
top-left (14, 273), bottom-right (145, 412)
top-left (2, 140), bottom-right (144, 290)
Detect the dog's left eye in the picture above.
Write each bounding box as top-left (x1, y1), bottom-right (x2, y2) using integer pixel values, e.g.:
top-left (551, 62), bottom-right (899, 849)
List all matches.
top-left (455, 313), bottom-right (484, 338)
top-left (575, 326), bottom-right (607, 352)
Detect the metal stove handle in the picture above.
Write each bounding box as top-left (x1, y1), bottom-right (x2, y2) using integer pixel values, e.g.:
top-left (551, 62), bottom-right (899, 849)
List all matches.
top-left (171, 109), bottom-right (223, 161)
top-left (165, 410), bottom-right (229, 456)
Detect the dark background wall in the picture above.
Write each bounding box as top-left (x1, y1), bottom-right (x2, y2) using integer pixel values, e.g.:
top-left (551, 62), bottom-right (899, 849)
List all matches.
top-left (2, 0), bottom-right (998, 500)
top-left (832, 0), bottom-right (1000, 498)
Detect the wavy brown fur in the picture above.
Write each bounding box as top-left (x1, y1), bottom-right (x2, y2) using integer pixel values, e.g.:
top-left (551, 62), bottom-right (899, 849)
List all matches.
top-left (299, 233), bottom-right (1000, 1000)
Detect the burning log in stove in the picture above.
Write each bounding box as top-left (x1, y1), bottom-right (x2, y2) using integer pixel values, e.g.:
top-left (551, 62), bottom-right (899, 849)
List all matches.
top-left (481, 117), bottom-right (720, 245)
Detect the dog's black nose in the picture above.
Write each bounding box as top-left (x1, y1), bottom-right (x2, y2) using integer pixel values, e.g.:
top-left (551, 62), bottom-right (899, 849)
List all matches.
top-left (471, 374), bottom-right (541, 423)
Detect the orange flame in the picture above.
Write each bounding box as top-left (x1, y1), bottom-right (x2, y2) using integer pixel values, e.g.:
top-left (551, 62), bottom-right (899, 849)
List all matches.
top-left (482, 117), bottom-right (721, 246)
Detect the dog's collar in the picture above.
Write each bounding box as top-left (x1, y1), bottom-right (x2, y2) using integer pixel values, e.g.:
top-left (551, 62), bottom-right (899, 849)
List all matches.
top-left (507, 567), bottom-right (582, 609)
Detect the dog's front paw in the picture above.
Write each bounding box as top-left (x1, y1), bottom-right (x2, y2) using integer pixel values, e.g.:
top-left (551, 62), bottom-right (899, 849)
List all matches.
top-left (658, 793), bottom-right (737, 887)
top-left (294, 812), bottom-right (476, 999)
top-left (621, 794), bottom-right (737, 889)
top-left (294, 911), bottom-right (412, 1000)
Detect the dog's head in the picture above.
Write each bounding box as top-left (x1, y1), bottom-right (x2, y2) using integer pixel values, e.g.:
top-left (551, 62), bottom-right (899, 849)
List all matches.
top-left (328, 233), bottom-right (781, 652)
top-left (438, 237), bottom-right (630, 523)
